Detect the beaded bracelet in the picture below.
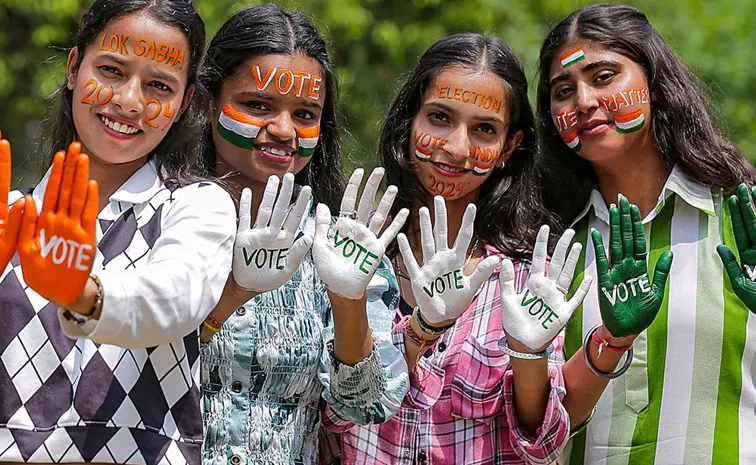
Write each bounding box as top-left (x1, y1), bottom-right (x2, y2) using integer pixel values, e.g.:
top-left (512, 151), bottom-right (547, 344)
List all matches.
top-left (413, 307), bottom-right (455, 336)
top-left (403, 316), bottom-right (438, 347)
top-left (203, 314), bottom-right (223, 334)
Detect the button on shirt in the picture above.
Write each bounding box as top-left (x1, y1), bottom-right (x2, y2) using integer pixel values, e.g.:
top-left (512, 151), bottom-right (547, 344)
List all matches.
top-left (0, 162), bottom-right (236, 464)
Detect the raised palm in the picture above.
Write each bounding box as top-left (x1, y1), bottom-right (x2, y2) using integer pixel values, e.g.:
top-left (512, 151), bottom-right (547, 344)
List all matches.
top-left (717, 184), bottom-right (756, 313)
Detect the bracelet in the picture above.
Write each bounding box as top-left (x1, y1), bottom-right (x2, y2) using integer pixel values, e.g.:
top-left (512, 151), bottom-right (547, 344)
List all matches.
top-left (591, 330), bottom-right (632, 355)
top-left (203, 314), bottom-right (223, 334)
top-left (583, 325), bottom-right (634, 379)
top-left (60, 275), bottom-right (104, 326)
top-left (403, 317), bottom-right (437, 347)
top-left (413, 307), bottom-right (455, 336)
top-left (498, 335), bottom-right (554, 360)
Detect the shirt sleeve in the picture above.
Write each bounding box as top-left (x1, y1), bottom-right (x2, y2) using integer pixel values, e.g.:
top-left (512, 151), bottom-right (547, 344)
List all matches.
top-left (58, 182), bottom-right (236, 348)
top-left (318, 256), bottom-right (410, 430)
top-left (503, 333), bottom-right (570, 465)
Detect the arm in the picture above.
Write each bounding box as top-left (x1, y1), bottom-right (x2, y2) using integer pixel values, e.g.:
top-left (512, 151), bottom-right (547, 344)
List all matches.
top-left (60, 182), bottom-right (237, 347)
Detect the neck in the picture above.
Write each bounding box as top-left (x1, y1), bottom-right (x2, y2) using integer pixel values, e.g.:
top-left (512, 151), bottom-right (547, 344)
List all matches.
top-left (216, 159), bottom-right (264, 218)
top-left (592, 139), bottom-right (671, 218)
top-left (88, 155), bottom-right (148, 211)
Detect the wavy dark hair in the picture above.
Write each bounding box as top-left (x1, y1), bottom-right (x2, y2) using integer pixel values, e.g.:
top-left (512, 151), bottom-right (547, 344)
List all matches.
top-left (536, 3), bottom-right (756, 226)
top-left (42, 0), bottom-right (207, 185)
top-left (381, 33), bottom-right (546, 260)
top-left (199, 3), bottom-right (344, 211)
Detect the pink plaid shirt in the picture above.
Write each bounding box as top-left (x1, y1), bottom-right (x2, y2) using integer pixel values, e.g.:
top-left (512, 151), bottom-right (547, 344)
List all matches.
top-left (320, 250), bottom-right (570, 465)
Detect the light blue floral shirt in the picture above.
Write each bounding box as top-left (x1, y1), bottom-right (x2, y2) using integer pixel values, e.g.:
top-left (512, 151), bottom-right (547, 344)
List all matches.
top-left (201, 212), bottom-right (409, 465)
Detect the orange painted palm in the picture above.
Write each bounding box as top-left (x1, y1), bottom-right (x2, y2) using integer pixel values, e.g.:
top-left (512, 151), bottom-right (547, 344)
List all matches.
top-left (19, 142), bottom-right (99, 306)
top-left (0, 132), bottom-right (25, 272)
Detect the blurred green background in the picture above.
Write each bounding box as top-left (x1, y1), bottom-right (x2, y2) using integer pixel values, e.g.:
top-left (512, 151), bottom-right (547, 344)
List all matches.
top-left (1, 0), bottom-right (754, 187)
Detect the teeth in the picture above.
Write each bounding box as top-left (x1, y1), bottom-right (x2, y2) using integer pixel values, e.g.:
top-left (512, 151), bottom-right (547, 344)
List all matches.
top-left (268, 148), bottom-right (290, 156)
top-left (437, 164), bottom-right (464, 173)
top-left (99, 115), bottom-right (139, 135)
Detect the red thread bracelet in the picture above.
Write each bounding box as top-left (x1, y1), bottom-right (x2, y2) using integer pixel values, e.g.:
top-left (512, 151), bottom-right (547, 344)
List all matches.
top-left (591, 331), bottom-right (632, 355)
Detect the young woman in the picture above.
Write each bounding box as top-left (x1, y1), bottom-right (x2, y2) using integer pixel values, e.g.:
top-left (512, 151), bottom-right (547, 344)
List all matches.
top-left (197, 5), bottom-right (409, 464)
top-left (0, 1), bottom-right (237, 464)
top-left (321, 33), bottom-right (593, 465)
top-left (537, 4), bottom-right (756, 464)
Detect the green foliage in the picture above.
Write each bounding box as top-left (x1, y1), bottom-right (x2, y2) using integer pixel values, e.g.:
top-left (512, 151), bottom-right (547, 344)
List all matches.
top-left (0, 0), bottom-right (754, 185)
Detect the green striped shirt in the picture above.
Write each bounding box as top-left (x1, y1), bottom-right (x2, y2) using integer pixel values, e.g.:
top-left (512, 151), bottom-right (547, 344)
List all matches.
top-left (560, 167), bottom-right (756, 465)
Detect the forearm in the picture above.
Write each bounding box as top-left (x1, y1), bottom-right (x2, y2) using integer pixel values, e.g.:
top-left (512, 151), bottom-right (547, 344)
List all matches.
top-left (508, 339), bottom-right (550, 434)
top-left (330, 291), bottom-right (373, 365)
top-left (200, 274), bottom-right (259, 342)
top-left (562, 325), bottom-right (634, 425)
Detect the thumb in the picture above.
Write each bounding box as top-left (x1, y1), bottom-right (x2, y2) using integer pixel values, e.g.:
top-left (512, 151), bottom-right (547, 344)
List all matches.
top-left (469, 256), bottom-right (499, 290)
top-left (498, 258), bottom-right (517, 296)
top-left (651, 250), bottom-right (674, 294)
top-left (717, 245), bottom-right (743, 285)
top-left (19, 195), bottom-right (37, 245)
top-left (288, 234), bottom-right (313, 268)
top-left (314, 203), bottom-right (331, 240)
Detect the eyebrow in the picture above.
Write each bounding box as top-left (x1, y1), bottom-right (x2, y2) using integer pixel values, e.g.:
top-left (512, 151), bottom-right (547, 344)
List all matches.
top-left (151, 70), bottom-right (179, 86)
top-left (426, 101), bottom-right (506, 125)
top-left (238, 90), bottom-right (324, 109)
top-left (549, 59), bottom-right (623, 87)
top-left (101, 54), bottom-right (180, 85)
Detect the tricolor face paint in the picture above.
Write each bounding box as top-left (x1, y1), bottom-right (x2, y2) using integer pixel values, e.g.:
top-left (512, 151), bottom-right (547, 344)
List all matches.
top-left (212, 54), bottom-right (326, 185)
top-left (410, 66), bottom-right (513, 201)
top-left (548, 41), bottom-right (653, 163)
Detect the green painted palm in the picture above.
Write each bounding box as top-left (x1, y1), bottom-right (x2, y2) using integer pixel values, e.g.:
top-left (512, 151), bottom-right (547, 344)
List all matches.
top-left (717, 184), bottom-right (756, 313)
top-left (591, 195), bottom-right (674, 337)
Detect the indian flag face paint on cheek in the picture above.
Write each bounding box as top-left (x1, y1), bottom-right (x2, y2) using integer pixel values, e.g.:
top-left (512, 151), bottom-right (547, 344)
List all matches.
top-left (472, 163), bottom-right (490, 176)
top-left (560, 47), bottom-right (585, 68)
top-left (564, 131), bottom-right (582, 152)
top-left (297, 125), bottom-right (320, 157)
top-left (615, 108), bottom-right (645, 134)
top-left (217, 103), bottom-right (264, 150)
top-left (415, 146), bottom-right (431, 162)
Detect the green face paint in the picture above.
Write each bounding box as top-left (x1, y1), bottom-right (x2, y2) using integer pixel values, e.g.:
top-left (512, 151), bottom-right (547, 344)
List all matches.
top-left (297, 125), bottom-right (320, 157)
top-left (217, 103), bottom-right (263, 150)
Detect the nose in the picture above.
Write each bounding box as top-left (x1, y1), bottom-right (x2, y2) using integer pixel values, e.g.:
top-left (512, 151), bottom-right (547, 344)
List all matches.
top-left (575, 81), bottom-right (600, 115)
top-left (266, 111), bottom-right (297, 141)
top-left (110, 76), bottom-right (145, 115)
top-left (442, 125), bottom-right (470, 163)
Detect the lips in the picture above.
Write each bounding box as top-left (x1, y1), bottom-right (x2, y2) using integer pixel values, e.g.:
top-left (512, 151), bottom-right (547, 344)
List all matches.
top-left (257, 145), bottom-right (295, 164)
top-left (98, 114), bottom-right (142, 140)
top-left (431, 161), bottom-right (469, 178)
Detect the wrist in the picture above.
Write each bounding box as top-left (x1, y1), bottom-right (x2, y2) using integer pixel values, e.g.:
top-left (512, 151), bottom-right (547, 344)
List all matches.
top-left (69, 276), bottom-right (102, 318)
top-left (413, 307), bottom-right (455, 337)
top-left (597, 325), bottom-right (636, 348)
top-left (408, 315), bottom-right (441, 343)
top-left (227, 274), bottom-right (260, 303)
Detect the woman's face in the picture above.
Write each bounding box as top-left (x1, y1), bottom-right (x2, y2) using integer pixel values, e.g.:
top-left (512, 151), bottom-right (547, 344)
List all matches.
top-left (68, 12), bottom-right (192, 166)
top-left (410, 66), bottom-right (521, 201)
top-left (212, 53), bottom-right (325, 184)
top-left (548, 39), bottom-right (653, 164)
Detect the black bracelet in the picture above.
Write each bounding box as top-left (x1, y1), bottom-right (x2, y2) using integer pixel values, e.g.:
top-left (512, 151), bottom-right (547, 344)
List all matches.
top-left (413, 307), bottom-right (455, 336)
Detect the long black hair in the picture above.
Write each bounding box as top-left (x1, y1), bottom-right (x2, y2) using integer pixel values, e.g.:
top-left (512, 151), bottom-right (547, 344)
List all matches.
top-left (42, 0), bottom-right (207, 186)
top-left (381, 33), bottom-right (545, 260)
top-left (536, 3), bottom-right (756, 225)
top-left (199, 3), bottom-right (344, 211)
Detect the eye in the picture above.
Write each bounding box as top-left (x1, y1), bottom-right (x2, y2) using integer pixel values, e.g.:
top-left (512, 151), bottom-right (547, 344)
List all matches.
top-left (594, 71), bottom-right (616, 84)
top-left (553, 85), bottom-right (573, 99)
top-left (245, 101), bottom-right (270, 112)
top-left (294, 109), bottom-right (315, 120)
top-left (428, 111), bottom-right (449, 123)
top-left (149, 81), bottom-right (173, 93)
top-left (476, 123), bottom-right (496, 135)
top-left (98, 65), bottom-right (121, 76)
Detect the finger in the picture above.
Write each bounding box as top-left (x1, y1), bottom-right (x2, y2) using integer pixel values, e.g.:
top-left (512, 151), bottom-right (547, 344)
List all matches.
top-left (591, 228), bottom-right (611, 275)
top-left (453, 203), bottom-right (476, 262)
top-left (41, 151), bottom-right (65, 216)
top-left (717, 245), bottom-right (745, 285)
top-left (609, 203), bottom-right (621, 265)
top-left (357, 167), bottom-right (383, 225)
top-left (630, 204), bottom-right (647, 260)
top-left (57, 142), bottom-right (82, 215)
top-left (340, 168), bottom-right (364, 214)
top-left (69, 154), bottom-right (90, 220)
top-left (238, 188), bottom-right (253, 233)
top-left (619, 195), bottom-right (633, 260)
top-left (270, 173), bottom-right (294, 230)
top-left (557, 242), bottom-right (583, 293)
top-left (433, 196), bottom-right (449, 251)
top-left (530, 224), bottom-right (550, 276)
top-left (82, 181), bottom-right (99, 236)
top-left (566, 275), bottom-right (594, 313)
top-left (288, 234), bottom-right (313, 268)
top-left (419, 206), bottom-right (435, 261)
top-left (5, 197), bottom-right (25, 243)
top-left (468, 255), bottom-right (499, 290)
top-left (283, 186), bottom-right (312, 234)
top-left (651, 250), bottom-right (674, 292)
top-left (498, 258), bottom-right (516, 296)
top-left (397, 233), bottom-right (420, 277)
top-left (19, 195), bottom-right (37, 244)
top-left (379, 207), bottom-right (408, 249)
top-left (369, 184), bottom-right (397, 235)
top-left (254, 175), bottom-right (279, 228)
top-left (314, 203), bottom-right (332, 239)
top-left (0, 139), bottom-right (11, 215)
top-left (736, 184), bottom-right (756, 245)
top-left (547, 228), bottom-right (575, 280)
top-left (729, 195), bottom-right (750, 254)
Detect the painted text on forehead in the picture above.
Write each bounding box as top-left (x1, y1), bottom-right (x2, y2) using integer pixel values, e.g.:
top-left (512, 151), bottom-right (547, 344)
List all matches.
top-left (252, 64), bottom-right (323, 100)
top-left (98, 33), bottom-right (186, 69)
top-left (436, 85), bottom-right (503, 114)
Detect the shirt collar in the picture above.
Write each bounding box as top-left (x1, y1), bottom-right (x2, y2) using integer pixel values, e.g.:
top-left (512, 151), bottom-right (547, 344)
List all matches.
top-left (571, 165), bottom-right (715, 226)
top-left (33, 160), bottom-right (163, 209)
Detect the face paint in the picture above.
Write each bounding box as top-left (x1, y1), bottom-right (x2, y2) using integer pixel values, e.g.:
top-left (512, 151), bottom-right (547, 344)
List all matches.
top-left (436, 86), bottom-right (503, 114)
top-left (98, 33), bottom-right (186, 69)
top-left (563, 131), bottom-right (582, 152)
top-left (614, 108), bottom-right (645, 134)
top-left (144, 99), bottom-right (176, 130)
top-left (252, 65), bottom-right (323, 100)
top-left (297, 125), bottom-right (320, 157)
top-left (413, 130), bottom-right (447, 162)
top-left (553, 108), bottom-right (578, 132)
top-left (560, 47), bottom-right (585, 68)
top-left (217, 103), bottom-right (264, 150)
top-left (470, 146), bottom-right (499, 176)
top-left (80, 79), bottom-right (113, 106)
top-left (427, 174), bottom-right (466, 198)
top-left (601, 87), bottom-right (649, 112)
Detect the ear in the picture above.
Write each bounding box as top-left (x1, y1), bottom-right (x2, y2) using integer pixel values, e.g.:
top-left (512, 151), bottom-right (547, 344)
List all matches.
top-left (66, 48), bottom-right (80, 91)
top-left (496, 129), bottom-right (524, 168)
top-left (177, 84), bottom-right (196, 121)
